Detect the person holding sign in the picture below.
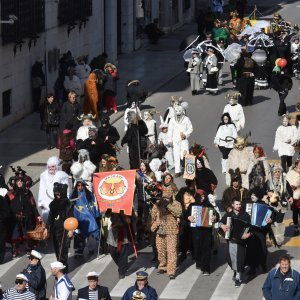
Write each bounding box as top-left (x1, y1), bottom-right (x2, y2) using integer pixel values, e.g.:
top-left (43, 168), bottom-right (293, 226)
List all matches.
top-left (220, 198), bottom-right (251, 287)
top-left (186, 193), bottom-right (219, 275)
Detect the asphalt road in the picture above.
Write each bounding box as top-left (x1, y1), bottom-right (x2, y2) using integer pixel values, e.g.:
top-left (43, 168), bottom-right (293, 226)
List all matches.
top-left (1, 1), bottom-right (300, 299)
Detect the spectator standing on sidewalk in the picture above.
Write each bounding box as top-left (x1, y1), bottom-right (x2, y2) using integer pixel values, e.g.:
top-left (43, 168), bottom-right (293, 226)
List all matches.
top-left (262, 255), bottom-right (300, 300)
top-left (40, 93), bottom-right (60, 150)
top-left (103, 63), bottom-right (118, 113)
top-left (63, 67), bottom-right (82, 98)
top-left (31, 59), bottom-right (45, 112)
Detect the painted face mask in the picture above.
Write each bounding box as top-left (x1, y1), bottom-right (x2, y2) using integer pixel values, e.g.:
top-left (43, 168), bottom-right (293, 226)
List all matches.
top-left (174, 105), bottom-right (184, 116)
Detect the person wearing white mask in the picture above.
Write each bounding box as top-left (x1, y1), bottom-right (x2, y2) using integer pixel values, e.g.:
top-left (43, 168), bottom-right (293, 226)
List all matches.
top-left (143, 110), bottom-right (157, 145)
top-left (38, 156), bottom-right (70, 222)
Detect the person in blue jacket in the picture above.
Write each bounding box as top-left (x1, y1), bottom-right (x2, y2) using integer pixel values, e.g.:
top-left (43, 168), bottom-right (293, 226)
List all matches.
top-left (262, 255), bottom-right (300, 300)
top-left (121, 271), bottom-right (158, 300)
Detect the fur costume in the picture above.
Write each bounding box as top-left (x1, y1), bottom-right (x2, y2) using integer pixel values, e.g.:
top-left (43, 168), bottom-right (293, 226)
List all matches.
top-left (226, 137), bottom-right (254, 188)
top-left (286, 169), bottom-right (300, 201)
top-left (70, 149), bottom-right (96, 190)
top-left (38, 156), bottom-right (70, 223)
top-left (168, 104), bottom-right (193, 174)
top-left (163, 96), bottom-right (183, 124)
top-left (76, 114), bottom-right (97, 142)
top-left (248, 156), bottom-right (271, 191)
top-left (83, 70), bottom-right (104, 120)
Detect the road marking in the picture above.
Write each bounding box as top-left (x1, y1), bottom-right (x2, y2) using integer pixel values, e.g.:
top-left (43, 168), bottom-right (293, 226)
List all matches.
top-left (110, 253), bottom-right (155, 298)
top-left (72, 255), bottom-right (112, 295)
top-left (159, 260), bottom-right (201, 299)
top-left (210, 266), bottom-right (244, 300)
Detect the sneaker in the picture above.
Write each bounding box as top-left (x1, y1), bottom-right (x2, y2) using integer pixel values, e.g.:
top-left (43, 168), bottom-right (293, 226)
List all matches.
top-left (169, 274), bottom-right (176, 280)
top-left (203, 271), bottom-right (210, 276)
top-left (235, 279), bottom-right (242, 288)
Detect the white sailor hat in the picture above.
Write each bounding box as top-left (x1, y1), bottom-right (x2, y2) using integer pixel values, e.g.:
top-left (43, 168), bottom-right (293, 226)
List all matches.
top-left (29, 250), bottom-right (42, 260)
top-left (16, 274), bottom-right (29, 282)
top-left (191, 49), bottom-right (199, 54)
top-left (86, 271), bottom-right (99, 278)
top-left (50, 261), bottom-right (66, 270)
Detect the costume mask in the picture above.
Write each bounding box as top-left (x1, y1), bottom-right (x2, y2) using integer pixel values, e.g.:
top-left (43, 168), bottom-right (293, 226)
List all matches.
top-left (53, 182), bottom-right (68, 199)
top-left (78, 149), bottom-right (90, 163)
top-left (144, 111), bottom-right (151, 120)
top-left (234, 137), bottom-right (247, 150)
top-left (88, 128), bottom-right (98, 140)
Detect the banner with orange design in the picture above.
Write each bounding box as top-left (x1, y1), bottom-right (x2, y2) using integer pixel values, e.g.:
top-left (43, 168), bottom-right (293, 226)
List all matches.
top-left (93, 170), bottom-right (136, 216)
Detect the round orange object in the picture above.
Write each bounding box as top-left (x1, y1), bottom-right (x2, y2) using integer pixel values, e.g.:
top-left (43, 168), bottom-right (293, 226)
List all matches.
top-left (275, 58), bottom-right (281, 66)
top-left (64, 217), bottom-right (78, 231)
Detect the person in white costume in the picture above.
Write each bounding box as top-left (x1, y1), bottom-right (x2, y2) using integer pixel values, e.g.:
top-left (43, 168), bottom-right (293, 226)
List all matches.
top-left (223, 92), bottom-right (245, 132)
top-left (74, 56), bottom-right (91, 91)
top-left (168, 103), bottom-right (193, 177)
top-left (158, 116), bottom-right (174, 170)
top-left (76, 114), bottom-right (97, 142)
top-left (273, 114), bottom-right (298, 173)
top-left (143, 110), bottom-right (157, 145)
top-left (214, 113), bottom-right (238, 174)
top-left (226, 135), bottom-right (255, 188)
top-left (70, 149), bottom-right (96, 190)
top-left (163, 96), bottom-right (183, 124)
top-left (124, 101), bottom-right (141, 132)
top-left (38, 156), bottom-right (70, 222)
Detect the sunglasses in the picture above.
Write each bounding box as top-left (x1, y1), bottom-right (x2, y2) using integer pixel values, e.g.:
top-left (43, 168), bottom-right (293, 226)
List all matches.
top-left (15, 280), bottom-right (25, 285)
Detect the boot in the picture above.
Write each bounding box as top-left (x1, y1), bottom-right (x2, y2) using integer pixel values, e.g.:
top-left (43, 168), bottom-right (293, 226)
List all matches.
top-left (294, 225), bottom-right (299, 236)
top-left (221, 159), bottom-right (227, 174)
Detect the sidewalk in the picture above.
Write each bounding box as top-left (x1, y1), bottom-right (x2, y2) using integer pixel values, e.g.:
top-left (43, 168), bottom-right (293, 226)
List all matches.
top-left (0, 23), bottom-right (197, 183)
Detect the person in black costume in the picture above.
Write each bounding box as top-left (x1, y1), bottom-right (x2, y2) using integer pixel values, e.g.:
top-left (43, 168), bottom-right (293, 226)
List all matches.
top-left (7, 170), bottom-right (41, 258)
top-left (98, 115), bottom-right (120, 156)
top-left (270, 68), bottom-right (293, 116)
top-left (126, 80), bottom-right (148, 108)
top-left (186, 193), bottom-right (220, 275)
top-left (44, 183), bottom-right (74, 272)
top-left (244, 187), bottom-right (272, 276)
top-left (83, 127), bottom-right (106, 169)
top-left (121, 114), bottom-right (148, 169)
top-left (194, 156), bottom-right (218, 195)
top-left (234, 51), bottom-right (255, 106)
top-left (0, 172), bottom-right (10, 264)
top-left (220, 198), bottom-right (251, 287)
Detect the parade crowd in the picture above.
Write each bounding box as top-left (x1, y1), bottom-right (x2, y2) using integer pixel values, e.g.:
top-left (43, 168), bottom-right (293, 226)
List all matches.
top-left (1, 0), bottom-right (300, 299)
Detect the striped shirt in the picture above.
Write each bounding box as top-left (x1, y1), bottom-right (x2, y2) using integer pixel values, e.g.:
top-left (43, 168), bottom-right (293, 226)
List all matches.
top-left (88, 289), bottom-right (98, 300)
top-left (2, 287), bottom-right (36, 300)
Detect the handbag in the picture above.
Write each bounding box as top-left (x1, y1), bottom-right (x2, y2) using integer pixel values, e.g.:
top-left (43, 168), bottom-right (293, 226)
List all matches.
top-left (156, 224), bottom-right (166, 236)
top-left (210, 66), bottom-right (219, 73)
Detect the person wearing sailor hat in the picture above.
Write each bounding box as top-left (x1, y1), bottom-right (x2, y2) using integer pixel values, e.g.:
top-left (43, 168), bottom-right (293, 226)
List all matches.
top-left (1, 274), bottom-right (35, 299)
top-left (49, 261), bottom-right (75, 300)
top-left (121, 271), bottom-right (158, 300)
top-left (187, 49), bottom-right (203, 96)
top-left (20, 250), bottom-right (46, 299)
top-left (77, 271), bottom-right (111, 300)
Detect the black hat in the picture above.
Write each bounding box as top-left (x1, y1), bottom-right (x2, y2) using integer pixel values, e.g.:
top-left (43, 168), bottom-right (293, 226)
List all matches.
top-left (136, 271), bottom-right (148, 280)
top-left (229, 168), bottom-right (242, 183)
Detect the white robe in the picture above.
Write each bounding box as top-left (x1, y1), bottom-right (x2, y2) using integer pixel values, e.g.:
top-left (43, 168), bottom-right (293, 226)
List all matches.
top-left (168, 116), bottom-right (193, 173)
top-left (273, 125), bottom-right (298, 157)
top-left (214, 123), bottom-right (237, 148)
top-left (38, 170), bottom-right (70, 222)
top-left (223, 104), bottom-right (245, 132)
top-left (144, 119), bottom-right (157, 144)
top-left (158, 131), bottom-right (174, 169)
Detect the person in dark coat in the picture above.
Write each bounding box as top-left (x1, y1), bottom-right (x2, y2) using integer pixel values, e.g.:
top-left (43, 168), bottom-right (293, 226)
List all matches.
top-left (126, 79), bottom-right (148, 108)
top-left (235, 52), bottom-right (255, 106)
top-left (262, 255), bottom-right (300, 300)
top-left (103, 63), bottom-right (118, 113)
top-left (21, 250), bottom-right (46, 300)
top-left (0, 172), bottom-right (10, 264)
top-left (31, 60), bottom-right (45, 112)
top-left (98, 115), bottom-right (120, 156)
top-left (194, 156), bottom-right (218, 195)
top-left (270, 68), bottom-right (293, 116)
top-left (186, 193), bottom-right (220, 275)
top-left (82, 127), bottom-right (106, 169)
top-left (77, 271), bottom-right (111, 300)
top-left (40, 93), bottom-right (60, 150)
top-left (121, 114), bottom-right (148, 169)
top-left (44, 183), bottom-right (74, 272)
top-left (59, 91), bottom-right (82, 132)
top-left (121, 271), bottom-right (158, 300)
top-left (220, 198), bottom-right (251, 287)
top-left (244, 187), bottom-right (272, 275)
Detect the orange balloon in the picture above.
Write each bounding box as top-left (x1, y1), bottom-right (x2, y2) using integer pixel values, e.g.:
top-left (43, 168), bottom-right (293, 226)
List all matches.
top-left (275, 58), bottom-right (281, 66)
top-left (64, 217), bottom-right (78, 231)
